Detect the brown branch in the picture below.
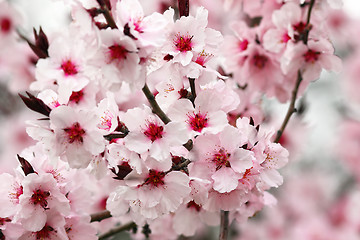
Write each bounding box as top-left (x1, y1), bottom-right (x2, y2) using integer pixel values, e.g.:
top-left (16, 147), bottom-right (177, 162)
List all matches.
top-left (98, 221), bottom-right (136, 239)
top-left (90, 210), bottom-right (112, 222)
top-left (101, 7), bottom-right (117, 29)
top-left (142, 83), bottom-right (171, 124)
top-left (219, 210), bottom-right (229, 240)
top-left (188, 78), bottom-right (196, 107)
top-left (303, 0), bottom-right (315, 44)
top-left (306, 0), bottom-right (316, 25)
top-left (275, 0), bottom-right (316, 143)
top-left (274, 71), bottom-right (303, 143)
top-left (178, 0), bottom-right (189, 17)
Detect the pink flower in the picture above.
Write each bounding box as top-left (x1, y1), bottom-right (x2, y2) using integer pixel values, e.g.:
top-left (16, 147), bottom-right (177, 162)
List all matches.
top-left (31, 26), bottom-right (99, 103)
top-left (107, 169), bottom-right (191, 221)
top-left (191, 125), bottom-right (254, 193)
top-left (96, 29), bottom-right (142, 89)
top-left (122, 106), bottom-right (190, 161)
top-left (163, 7), bottom-right (221, 66)
top-left (114, 0), bottom-right (168, 51)
top-left (17, 210), bottom-right (68, 240)
top-left (281, 38), bottom-right (342, 84)
top-left (167, 90), bottom-right (228, 137)
top-left (49, 106), bottom-right (106, 168)
top-left (17, 173), bottom-right (70, 231)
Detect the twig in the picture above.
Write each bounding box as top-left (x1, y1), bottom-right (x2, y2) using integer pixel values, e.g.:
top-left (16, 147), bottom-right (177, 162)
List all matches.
top-left (178, 0), bottom-right (189, 17)
top-left (219, 210), bottom-right (229, 240)
top-left (98, 221), bottom-right (136, 239)
top-left (90, 210), bottom-right (112, 222)
top-left (306, 0), bottom-right (316, 25)
top-left (275, 0), bottom-right (316, 143)
top-left (274, 71), bottom-right (303, 143)
top-left (99, 6), bottom-right (117, 29)
top-left (303, 0), bottom-right (315, 44)
top-left (142, 83), bottom-right (171, 124)
top-left (188, 78), bottom-right (196, 106)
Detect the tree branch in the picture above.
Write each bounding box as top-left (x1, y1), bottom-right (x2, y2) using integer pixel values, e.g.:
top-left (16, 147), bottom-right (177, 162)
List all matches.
top-left (274, 71), bottom-right (302, 143)
top-left (188, 78), bottom-right (196, 107)
top-left (98, 221), bottom-right (136, 239)
top-left (275, 0), bottom-right (316, 143)
top-left (219, 210), bottom-right (229, 240)
top-left (178, 0), bottom-right (189, 17)
top-left (142, 83), bottom-right (171, 124)
top-left (90, 210), bottom-right (112, 222)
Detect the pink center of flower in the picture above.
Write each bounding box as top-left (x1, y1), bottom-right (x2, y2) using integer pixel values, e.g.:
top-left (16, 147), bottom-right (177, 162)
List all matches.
top-left (63, 122), bottom-right (86, 144)
top-left (281, 33), bottom-right (291, 43)
top-left (195, 51), bottom-right (212, 67)
top-left (303, 49), bottom-right (320, 63)
top-left (187, 200), bottom-right (201, 212)
top-left (61, 60), bottom-right (78, 76)
top-left (186, 111), bottom-right (209, 132)
top-left (143, 170), bottom-right (165, 187)
top-left (10, 185), bottom-right (23, 204)
top-left (99, 111), bottom-right (114, 131)
top-left (174, 33), bottom-right (193, 52)
top-left (0, 217), bottom-right (11, 226)
top-left (143, 121), bottom-right (164, 142)
top-left (238, 39), bottom-right (249, 51)
top-left (34, 225), bottom-right (54, 239)
top-left (212, 148), bottom-right (231, 170)
top-left (133, 20), bottom-right (143, 33)
top-left (31, 189), bottom-right (50, 208)
top-left (69, 90), bottom-right (84, 104)
top-left (0, 17), bottom-right (11, 34)
top-left (252, 54), bottom-right (268, 69)
top-left (108, 44), bottom-right (128, 62)
top-left (293, 22), bottom-right (307, 34)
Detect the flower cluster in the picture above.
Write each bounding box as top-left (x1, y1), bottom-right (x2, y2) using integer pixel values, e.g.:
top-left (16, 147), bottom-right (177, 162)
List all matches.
top-left (0, 0), bottom-right (343, 239)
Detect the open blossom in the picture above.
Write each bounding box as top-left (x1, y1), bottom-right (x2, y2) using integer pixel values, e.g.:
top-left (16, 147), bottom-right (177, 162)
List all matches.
top-left (95, 28), bottom-right (142, 89)
top-left (114, 0), bottom-right (168, 53)
top-left (49, 106), bottom-right (106, 168)
top-left (191, 125), bottom-right (254, 193)
top-left (16, 173), bottom-right (70, 232)
top-left (16, 210), bottom-right (68, 240)
top-left (163, 7), bottom-right (222, 66)
top-left (122, 106), bottom-right (190, 162)
top-left (31, 24), bottom-right (100, 104)
top-left (281, 38), bottom-right (342, 84)
top-left (167, 90), bottom-right (228, 137)
top-left (107, 168), bottom-right (191, 222)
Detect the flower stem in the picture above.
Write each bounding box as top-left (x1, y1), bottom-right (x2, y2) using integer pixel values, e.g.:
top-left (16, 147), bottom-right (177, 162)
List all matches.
top-left (98, 222), bottom-right (136, 239)
top-left (219, 210), bottom-right (229, 240)
top-left (274, 71), bottom-right (303, 143)
top-left (189, 78), bottom-right (196, 107)
top-left (90, 210), bottom-right (112, 222)
top-left (142, 83), bottom-right (171, 124)
top-left (178, 0), bottom-right (189, 17)
top-left (275, 0), bottom-right (316, 143)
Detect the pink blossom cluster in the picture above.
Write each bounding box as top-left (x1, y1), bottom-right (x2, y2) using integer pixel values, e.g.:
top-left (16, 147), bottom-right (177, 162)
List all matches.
top-left (0, 0), bottom-right (345, 239)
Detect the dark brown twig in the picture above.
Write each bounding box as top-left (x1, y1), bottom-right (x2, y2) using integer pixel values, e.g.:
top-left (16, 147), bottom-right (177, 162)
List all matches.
top-left (188, 78), bottom-right (196, 106)
top-left (142, 83), bottom-right (171, 124)
top-left (98, 222), bottom-right (136, 239)
top-left (90, 210), bottom-right (112, 222)
top-left (178, 0), bottom-right (189, 17)
top-left (219, 210), bottom-right (229, 240)
top-left (274, 71), bottom-right (303, 143)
